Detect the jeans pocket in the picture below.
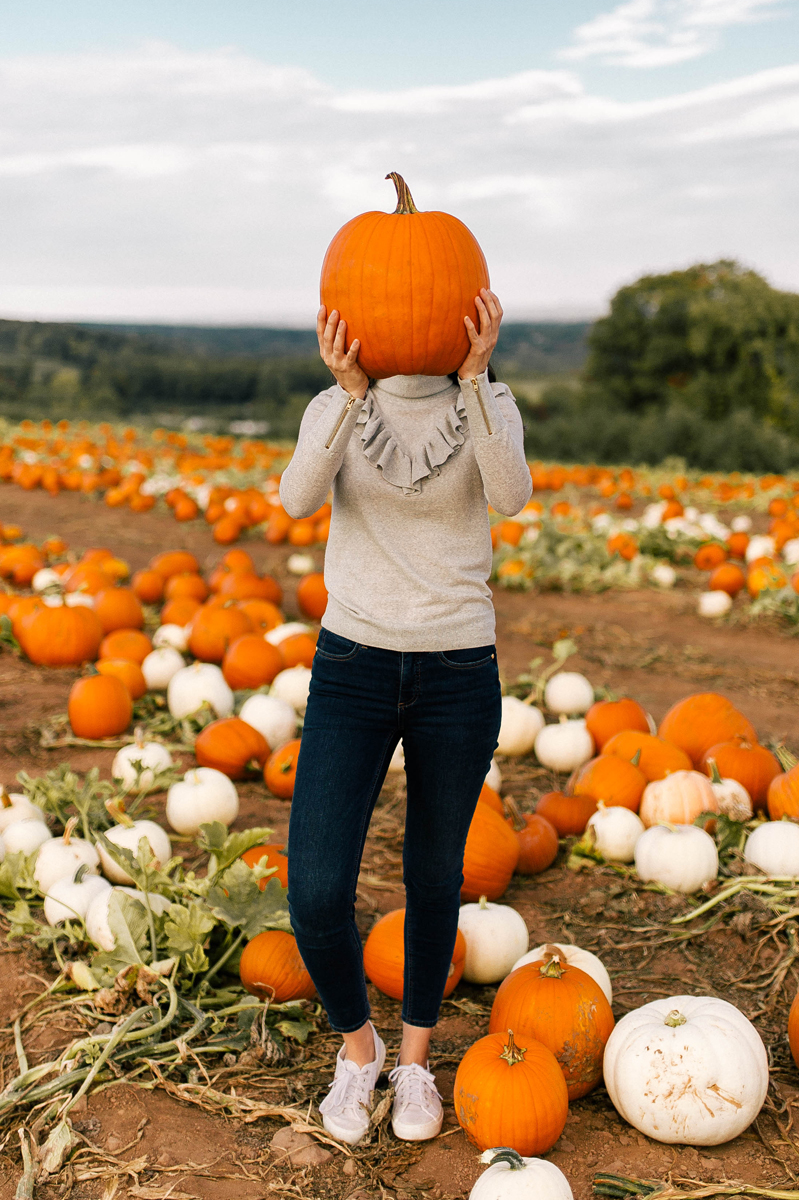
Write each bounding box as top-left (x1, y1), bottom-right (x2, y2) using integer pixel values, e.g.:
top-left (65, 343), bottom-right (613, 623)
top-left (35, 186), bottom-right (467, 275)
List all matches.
top-left (315, 629), bottom-right (363, 661)
top-left (436, 645), bottom-right (496, 669)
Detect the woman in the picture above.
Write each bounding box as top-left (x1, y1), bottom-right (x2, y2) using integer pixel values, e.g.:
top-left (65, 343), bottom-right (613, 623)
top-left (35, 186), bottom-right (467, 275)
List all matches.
top-left (280, 289), bottom-right (531, 1146)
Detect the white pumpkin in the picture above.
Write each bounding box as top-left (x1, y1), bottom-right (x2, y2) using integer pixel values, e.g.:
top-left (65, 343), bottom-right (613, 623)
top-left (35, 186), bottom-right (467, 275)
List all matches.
top-left (603, 995), bottom-right (768, 1145)
top-left (706, 763), bottom-right (752, 822)
top-left (141, 646), bottom-right (185, 690)
top-left (34, 822), bottom-right (100, 893)
top-left (44, 874), bottom-right (110, 926)
top-left (32, 567), bottom-right (63, 592)
top-left (634, 824), bottom-right (718, 893)
top-left (98, 819), bottom-right (172, 884)
top-left (544, 672), bottom-right (594, 716)
top-left (112, 735), bottom-right (174, 792)
top-left (238, 694), bottom-right (297, 750)
top-left (586, 803), bottom-right (644, 863)
top-left (497, 697), bottom-right (545, 757)
top-left (639, 770), bottom-right (719, 828)
top-left (744, 821), bottom-right (799, 877)
top-left (731, 514), bottom-right (752, 533)
top-left (153, 623), bottom-right (190, 652)
top-left (266, 622), bottom-right (309, 646)
top-left (0, 832), bottom-right (5, 863)
top-left (469, 1148), bottom-right (573, 1200)
top-left (651, 563), bottom-right (677, 588)
top-left (167, 662), bottom-right (234, 720)
top-left (0, 791), bottom-right (43, 832)
top-left (534, 718), bottom-right (594, 773)
top-left (64, 591), bottom-right (94, 607)
top-left (698, 590), bottom-right (733, 618)
top-left (485, 759), bottom-right (502, 792)
top-left (458, 896), bottom-right (529, 984)
top-left (745, 534), bottom-right (775, 563)
top-left (86, 886), bottom-right (171, 951)
top-left (270, 666), bottom-right (312, 714)
top-left (387, 740), bottom-right (405, 774)
top-left (3, 819), bottom-right (52, 856)
top-left (165, 767), bottom-right (239, 837)
top-left (512, 942), bottom-right (612, 1004)
top-left (286, 553), bottom-right (315, 575)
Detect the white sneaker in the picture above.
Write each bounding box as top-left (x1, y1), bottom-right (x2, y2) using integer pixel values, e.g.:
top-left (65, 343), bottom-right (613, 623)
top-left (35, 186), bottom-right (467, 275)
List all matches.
top-left (389, 1060), bottom-right (443, 1141)
top-left (318, 1023), bottom-right (386, 1146)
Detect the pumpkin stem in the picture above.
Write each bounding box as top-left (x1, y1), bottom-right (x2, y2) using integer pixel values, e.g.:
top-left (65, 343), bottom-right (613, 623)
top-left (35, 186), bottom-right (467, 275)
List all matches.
top-left (134, 726), bottom-right (146, 750)
top-left (775, 743), bottom-right (798, 773)
top-left (664, 1009), bottom-right (687, 1027)
top-left (631, 748), bottom-right (641, 768)
top-left (63, 816), bottom-right (78, 845)
top-left (499, 1030), bottom-right (527, 1066)
top-left (106, 799), bottom-right (133, 828)
top-left (504, 795), bottom-right (525, 831)
top-left (0, 788), bottom-right (9, 810)
top-left (386, 172), bottom-right (419, 215)
top-left (706, 758), bottom-right (723, 786)
top-left (540, 947), bottom-right (566, 977)
top-left (479, 895), bottom-right (489, 910)
top-left (479, 1147), bottom-right (527, 1171)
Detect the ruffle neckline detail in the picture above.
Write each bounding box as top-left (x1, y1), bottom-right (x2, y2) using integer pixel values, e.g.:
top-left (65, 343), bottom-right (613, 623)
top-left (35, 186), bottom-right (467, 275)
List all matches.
top-left (355, 383), bottom-right (468, 495)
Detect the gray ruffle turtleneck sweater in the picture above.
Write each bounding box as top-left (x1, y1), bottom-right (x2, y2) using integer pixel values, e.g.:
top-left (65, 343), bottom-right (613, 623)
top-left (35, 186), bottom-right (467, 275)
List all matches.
top-left (279, 371), bottom-right (532, 651)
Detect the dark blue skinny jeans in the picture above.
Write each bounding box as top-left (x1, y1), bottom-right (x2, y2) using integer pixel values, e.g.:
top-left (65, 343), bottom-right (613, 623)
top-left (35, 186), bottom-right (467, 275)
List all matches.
top-left (287, 629), bottom-right (502, 1033)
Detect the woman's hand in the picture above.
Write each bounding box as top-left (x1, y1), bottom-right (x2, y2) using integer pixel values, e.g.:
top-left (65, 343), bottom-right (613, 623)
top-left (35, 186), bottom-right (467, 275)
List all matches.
top-left (317, 306), bottom-right (369, 398)
top-left (457, 288), bottom-right (503, 380)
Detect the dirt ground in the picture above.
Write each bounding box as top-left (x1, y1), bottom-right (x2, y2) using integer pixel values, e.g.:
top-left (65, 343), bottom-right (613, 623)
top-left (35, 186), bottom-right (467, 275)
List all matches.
top-left (2, 484), bottom-right (799, 1200)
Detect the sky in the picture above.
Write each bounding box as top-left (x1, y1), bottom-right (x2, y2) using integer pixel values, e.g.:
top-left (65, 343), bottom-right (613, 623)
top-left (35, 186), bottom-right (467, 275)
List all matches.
top-left (0, 0), bottom-right (797, 325)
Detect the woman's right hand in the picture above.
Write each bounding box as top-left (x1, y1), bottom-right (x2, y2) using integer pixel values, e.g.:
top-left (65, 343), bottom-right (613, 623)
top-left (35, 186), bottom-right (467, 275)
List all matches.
top-left (317, 306), bottom-right (369, 398)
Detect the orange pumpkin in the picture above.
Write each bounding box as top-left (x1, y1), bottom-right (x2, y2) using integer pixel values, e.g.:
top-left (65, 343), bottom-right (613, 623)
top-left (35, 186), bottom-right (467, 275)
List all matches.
top-left (149, 550), bottom-right (200, 579)
top-left (189, 604), bottom-right (253, 663)
top-left (242, 843), bottom-right (289, 889)
top-left (221, 548), bottom-right (255, 573)
top-left (296, 572), bottom-right (328, 620)
top-left (602, 730), bottom-right (692, 781)
top-left (131, 568), bottom-right (165, 604)
top-left (478, 782), bottom-right (504, 816)
top-left (789, 988), bottom-right (799, 1070)
top-left (264, 738), bottom-right (302, 799)
top-left (363, 907), bottom-right (466, 1001)
top-left (68, 673), bottom-right (133, 739)
top-left (571, 755), bottom-right (647, 812)
top-left (488, 949), bottom-right (614, 1099)
top-left (506, 811), bottom-right (559, 874)
top-left (64, 563), bottom-right (113, 595)
top-left (461, 802), bottom-right (520, 901)
top-left (222, 634), bottom-right (284, 689)
top-left (453, 1030), bottom-right (568, 1156)
top-left (708, 563), bottom-right (746, 597)
top-left (693, 543), bottom-right (727, 571)
top-left (701, 738), bottom-right (780, 811)
top-left (195, 717), bottom-right (270, 779)
top-left (98, 629), bottom-right (153, 665)
top-left (320, 172), bottom-right (489, 378)
top-left (727, 531), bottom-right (749, 559)
top-left (92, 587), bottom-right (144, 634)
top-left (236, 599), bottom-right (284, 633)
top-left (96, 658), bottom-right (147, 700)
top-left (164, 572), bottom-right (209, 603)
top-left (17, 604), bottom-right (103, 667)
top-left (161, 596), bottom-right (201, 627)
top-left (239, 930), bottom-right (315, 1001)
top-left (658, 693), bottom-right (756, 767)
top-left (279, 632), bottom-right (317, 669)
top-left (768, 764), bottom-right (799, 821)
top-left (585, 698), bottom-right (649, 751)
top-left (535, 791), bottom-right (597, 837)
top-left (217, 572), bottom-right (282, 603)
top-left (747, 561), bottom-right (787, 596)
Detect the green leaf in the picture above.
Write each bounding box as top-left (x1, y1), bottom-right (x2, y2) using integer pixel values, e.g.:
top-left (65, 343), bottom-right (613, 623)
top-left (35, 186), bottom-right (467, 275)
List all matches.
top-left (95, 832), bottom-right (181, 895)
top-left (0, 851), bottom-right (38, 900)
top-left (0, 613), bottom-right (20, 651)
top-left (196, 822), bottom-right (274, 878)
top-left (91, 891), bottom-right (150, 975)
top-left (276, 1018), bottom-right (314, 1044)
top-left (163, 901), bottom-right (216, 973)
top-left (7, 899), bottom-right (39, 938)
top-left (206, 859), bottom-right (291, 938)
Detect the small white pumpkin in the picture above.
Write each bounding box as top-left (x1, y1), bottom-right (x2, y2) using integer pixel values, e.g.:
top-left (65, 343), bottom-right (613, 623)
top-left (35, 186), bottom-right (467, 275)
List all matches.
top-left (544, 672), bottom-right (594, 716)
top-left (387, 740), bottom-right (405, 774)
top-left (3, 819), bottom-right (52, 856)
top-left (586, 803), bottom-right (645, 863)
top-left (112, 733), bottom-right (174, 792)
top-left (731, 514), bottom-right (752, 533)
top-left (286, 553), bottom-right (315, 575)
top-left (34, 820), bottom-right (100, 893)
top-left (634, 824), bottom-right (718, 893)
top-left (141, 646), bottom-right (185, 690)
top-left (745, 534), bottom-right (775, 563)
top-left (64, 591), bottom-right (94, 608)
top-left (603, 995), bottom-right (768, 1145)
top-left (32, 567), bottom-right (63, 592)
top-left (496, 697), bottom-right (545, 756)
top-left (153, 623), bottom-right (190, 652)
top-left (698, 590), bottom-right (733, 618)
top-left (265, 622), bottom-right (309, 646)
top-left (639, 770), bottom-right (719, 828)
top-left (270, 665), bottom-right (312, 714)
top-left (485, 758), bottom-right (502, 792)
top-left (0, 790), bottom-right (43, 832)
top-left (469, 1148), bottom-right (573, 1200)
top-left (86, 886), bottom-right (171, 951)
top-left (744, 821), bottom-right (799, 877)
top-left (98, 815), bottom-right (172, 884)
top-left (167, 661), bottom-right (234, 720)
top-left (651, 563), bottom-right (677, 588)
top-left (534, 718), bottom-right (594, 773)
top-left (238, 693), bottom-right (297, 750)
top-left (511, 942), bottom-right (612, 1004)
top-left (166, 767), bottom-right (239, 837)
top-left (705, 760), bottom-right (752, 822)
top-left (44, 874), bottom-right (111, 926)
top-left (457, 896), bottom-right (529, 984)
top-left (0, 832), bottom-right (5, 863)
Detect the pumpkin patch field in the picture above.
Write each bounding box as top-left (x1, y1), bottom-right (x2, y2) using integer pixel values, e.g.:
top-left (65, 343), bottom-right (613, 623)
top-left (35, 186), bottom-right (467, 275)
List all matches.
top-left (5, 453), bottom-right (799, 1200)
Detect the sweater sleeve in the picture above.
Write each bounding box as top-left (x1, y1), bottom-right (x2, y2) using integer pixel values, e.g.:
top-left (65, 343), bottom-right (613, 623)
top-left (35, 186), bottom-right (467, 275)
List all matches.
top-left (458, 372), bottom-right (532, 516)
top-left (279, 384), bottom-right (367, 518)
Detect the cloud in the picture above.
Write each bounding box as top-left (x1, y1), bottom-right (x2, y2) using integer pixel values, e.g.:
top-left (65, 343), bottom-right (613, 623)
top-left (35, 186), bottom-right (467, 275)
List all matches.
top-left (0, 42), bottom-right (796, 324)
top-left (559, 0), bottom-right (784, 68)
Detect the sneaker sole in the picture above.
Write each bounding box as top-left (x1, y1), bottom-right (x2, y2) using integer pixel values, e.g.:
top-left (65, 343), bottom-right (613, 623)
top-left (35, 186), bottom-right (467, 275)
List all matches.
top-left (321, 1040), bottom-right (387, 1146)
top-left (391, 1111), bottom-right (443, 1142)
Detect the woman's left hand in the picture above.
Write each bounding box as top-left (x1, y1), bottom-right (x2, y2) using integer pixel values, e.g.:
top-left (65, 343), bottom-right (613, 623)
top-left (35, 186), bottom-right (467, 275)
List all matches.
top-left (457, 288), bottom-right (503, 379)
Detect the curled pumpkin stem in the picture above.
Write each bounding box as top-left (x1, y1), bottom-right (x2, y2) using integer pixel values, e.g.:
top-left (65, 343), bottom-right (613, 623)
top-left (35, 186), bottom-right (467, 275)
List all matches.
top-left (386, 172), bottom-right (419, 214)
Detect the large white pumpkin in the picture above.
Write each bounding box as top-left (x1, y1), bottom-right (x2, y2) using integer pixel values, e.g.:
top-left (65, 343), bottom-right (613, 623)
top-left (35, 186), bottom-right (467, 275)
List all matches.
top-left (634, 824), bottom-right (718, 893)
top-left (496, 697), bottom-right (545, 757)
top-left (3, 819), bottom-right (52, 856)
top-left (543, 672), bottom-right (594, 716)
top-left (511, 942), bottom-right (612, 1004)
top-left (744, 821), bottom-right (799, 878)
top-left (587, 804), bottom-right (644, 863)
top-left (167, 662), bottom-right (234, 720)
top-left (469, 1149), bottom-right (573, 1200)
top-left (534, 719), bottom-right (594, 774)
top-left (457, 897), bottom-right (529, 984)
top-left (238, 694), bottom-right (297, 750)
top-left (603, 995), bottom-right (768, 1145)
top-left (166, 767), bottom-right (239, 836)
top-left (270, 666), bottom-right (312, 714)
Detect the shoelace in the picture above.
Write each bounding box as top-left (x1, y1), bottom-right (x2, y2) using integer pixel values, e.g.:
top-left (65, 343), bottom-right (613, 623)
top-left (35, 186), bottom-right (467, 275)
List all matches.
top-left (319, 1064), bottom-right (374, 1118)
top-left (388, 1062), bottom-right (441, 1117)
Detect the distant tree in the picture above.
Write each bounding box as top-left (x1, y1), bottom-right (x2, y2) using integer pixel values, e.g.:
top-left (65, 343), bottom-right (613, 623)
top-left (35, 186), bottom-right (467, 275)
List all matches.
top-left (586, 261), bottom-right (799, 432)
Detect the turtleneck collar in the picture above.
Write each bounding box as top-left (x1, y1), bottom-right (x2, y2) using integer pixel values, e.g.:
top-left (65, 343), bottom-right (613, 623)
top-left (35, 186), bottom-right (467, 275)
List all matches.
top-left (373, 374), bottom-right (457, 400)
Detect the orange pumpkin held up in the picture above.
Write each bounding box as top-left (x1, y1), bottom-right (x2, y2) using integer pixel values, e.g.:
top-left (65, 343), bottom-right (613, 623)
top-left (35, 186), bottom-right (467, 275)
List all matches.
top-left (320, 173), bottom-right (490, 378)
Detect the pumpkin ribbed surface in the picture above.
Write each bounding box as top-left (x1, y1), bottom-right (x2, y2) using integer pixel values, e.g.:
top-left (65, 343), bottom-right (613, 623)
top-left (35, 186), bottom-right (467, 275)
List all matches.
top-left (461, 802), bottom-right (519, 901)
top-left (363, 907), bottom-right (466, 1001)
top-left (18, 604), bottom-right (103, 667)
top-left (239, 930), bottom-right (315, 1002)
top-left (658, 693), bottom-right (756, 766)
top-left (453, 1029), bottom-right (568, 1155)
top-left (602, 730), bottom-right (692, 781)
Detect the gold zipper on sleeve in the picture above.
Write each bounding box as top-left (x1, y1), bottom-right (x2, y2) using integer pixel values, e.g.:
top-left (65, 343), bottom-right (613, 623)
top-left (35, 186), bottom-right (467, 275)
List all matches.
top-left (325, 393), bottom-right (359, 450)
top-left (471, 377), bottom-right (493, 435)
